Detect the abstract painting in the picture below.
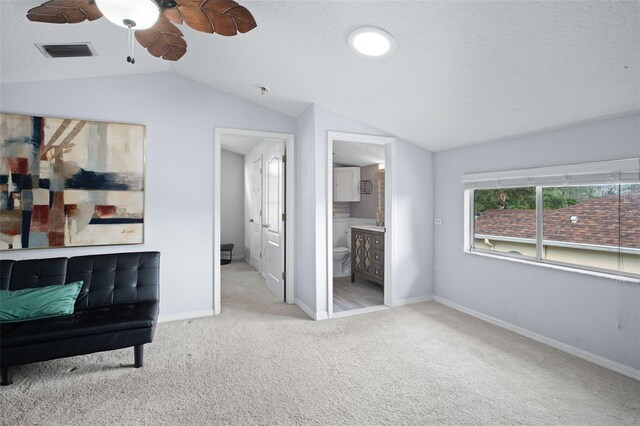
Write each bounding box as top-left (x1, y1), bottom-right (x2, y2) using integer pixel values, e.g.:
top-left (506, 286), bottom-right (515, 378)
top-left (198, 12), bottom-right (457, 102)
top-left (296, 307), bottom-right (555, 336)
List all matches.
top-left (0, 113), bottom-right (144, 250)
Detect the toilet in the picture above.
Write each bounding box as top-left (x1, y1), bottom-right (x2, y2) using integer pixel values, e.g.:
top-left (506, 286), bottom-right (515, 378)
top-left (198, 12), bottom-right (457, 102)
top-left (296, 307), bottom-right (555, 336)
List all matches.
top-left (333, 246), bottom-right (351, 277)
top-left (333, 219), bottom-right (351, 278)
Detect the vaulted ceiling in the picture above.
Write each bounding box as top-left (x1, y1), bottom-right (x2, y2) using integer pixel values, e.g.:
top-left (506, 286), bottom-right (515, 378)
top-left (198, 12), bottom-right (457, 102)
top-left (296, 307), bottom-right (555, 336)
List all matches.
top-left (1, 1), bottom-right (638, 151)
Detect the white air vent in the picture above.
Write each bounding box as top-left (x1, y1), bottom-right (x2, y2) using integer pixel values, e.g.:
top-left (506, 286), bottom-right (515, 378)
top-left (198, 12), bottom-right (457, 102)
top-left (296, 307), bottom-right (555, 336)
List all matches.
top-left (36, 42), bottom-right (97, 58)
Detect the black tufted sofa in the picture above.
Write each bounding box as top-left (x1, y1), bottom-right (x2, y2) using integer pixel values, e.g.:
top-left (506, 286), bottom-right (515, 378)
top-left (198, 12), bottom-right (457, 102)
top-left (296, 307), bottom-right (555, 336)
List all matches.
top-left (0, 251), bottom-right (160, 386)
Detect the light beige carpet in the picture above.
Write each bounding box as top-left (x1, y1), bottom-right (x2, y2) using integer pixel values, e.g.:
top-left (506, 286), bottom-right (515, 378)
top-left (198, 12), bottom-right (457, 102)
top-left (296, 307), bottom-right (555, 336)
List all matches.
top-left (2, 260), bottom-right (639, 425)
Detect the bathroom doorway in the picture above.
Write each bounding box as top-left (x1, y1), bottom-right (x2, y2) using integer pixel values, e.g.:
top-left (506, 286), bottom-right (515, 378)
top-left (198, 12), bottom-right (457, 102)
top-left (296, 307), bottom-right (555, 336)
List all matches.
top-left (326, 132), bottom-right (396, 318)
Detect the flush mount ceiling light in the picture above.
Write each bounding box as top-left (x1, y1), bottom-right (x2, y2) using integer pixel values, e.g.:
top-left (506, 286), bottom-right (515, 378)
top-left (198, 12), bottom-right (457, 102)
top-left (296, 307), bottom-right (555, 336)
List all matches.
top-left (348, 27), bottom-right (395, 58)
top-left (95, 0), bottom-right (160, 30)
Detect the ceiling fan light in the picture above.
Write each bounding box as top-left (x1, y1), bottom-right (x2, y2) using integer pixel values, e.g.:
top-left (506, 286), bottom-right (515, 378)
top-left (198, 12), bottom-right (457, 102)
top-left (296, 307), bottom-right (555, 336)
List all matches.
top-left (348, 27), bottom-right (395, 58)
top-left (95, 0), bottom-right (160, 30)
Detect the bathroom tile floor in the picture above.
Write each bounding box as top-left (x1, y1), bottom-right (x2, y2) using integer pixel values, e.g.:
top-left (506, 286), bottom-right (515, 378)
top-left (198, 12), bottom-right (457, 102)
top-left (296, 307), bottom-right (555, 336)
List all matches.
top-left (333, 276), bottom-right (384, 313)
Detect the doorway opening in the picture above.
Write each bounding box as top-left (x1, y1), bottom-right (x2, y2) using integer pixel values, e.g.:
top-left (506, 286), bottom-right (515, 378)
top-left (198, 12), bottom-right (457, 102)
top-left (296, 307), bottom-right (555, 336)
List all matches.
top-left (327, 132), bottom-right (396, 319)
top-left (214, 128), bottom-right (295, 315)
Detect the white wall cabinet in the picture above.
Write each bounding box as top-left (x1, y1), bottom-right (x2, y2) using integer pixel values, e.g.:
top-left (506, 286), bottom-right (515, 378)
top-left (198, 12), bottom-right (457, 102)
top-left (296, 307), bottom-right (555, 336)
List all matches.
top-left (333, 167), bottom-right (361, 202)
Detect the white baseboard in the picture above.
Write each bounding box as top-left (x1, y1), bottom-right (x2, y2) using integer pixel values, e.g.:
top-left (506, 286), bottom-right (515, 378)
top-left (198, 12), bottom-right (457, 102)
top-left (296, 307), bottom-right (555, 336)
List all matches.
top-left (433, 296), bottom-right (640, 382)
top-left (158, 309), bottom-right (215, 323)
top-left (295, 299), bottom-right (328, 321)
top-left (295, 298), bottom-right (315, 319)
top-left (394, 295), bottom-right (434, 307)
top-left (332, 305), bottom-right (388, 318)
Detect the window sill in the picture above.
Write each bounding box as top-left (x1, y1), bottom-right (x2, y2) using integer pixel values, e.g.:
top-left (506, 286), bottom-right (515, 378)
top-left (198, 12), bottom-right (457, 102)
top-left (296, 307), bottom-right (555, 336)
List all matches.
top-left (464, 249), bottom-right (640, 284)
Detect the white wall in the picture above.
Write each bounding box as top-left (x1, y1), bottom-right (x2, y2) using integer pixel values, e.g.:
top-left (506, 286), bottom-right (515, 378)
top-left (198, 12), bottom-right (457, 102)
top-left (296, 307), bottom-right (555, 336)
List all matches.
top-left (220, 149), bottom-right (244, 258)
top-left (433, 113), bottom-right (640, 372)
top-left (394, 139), bottom-right (435, 302)
top-left (0, 73), bottom-right (295, 318)
top-left (294, 104), bottom-right (435, 317)
top-left (293, 105), bottom-right (317, 311)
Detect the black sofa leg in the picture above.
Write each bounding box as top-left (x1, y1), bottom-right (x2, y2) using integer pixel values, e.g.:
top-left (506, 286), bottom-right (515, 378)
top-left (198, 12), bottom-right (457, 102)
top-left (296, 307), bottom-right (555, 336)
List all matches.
top-left (1, 367), bottom-right (12, 386)
top-left (134, 345), bottom-right (144, 368)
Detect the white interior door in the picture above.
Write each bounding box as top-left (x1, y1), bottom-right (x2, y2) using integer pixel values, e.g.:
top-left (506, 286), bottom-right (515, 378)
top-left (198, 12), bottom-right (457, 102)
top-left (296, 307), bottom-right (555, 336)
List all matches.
top-left (249, 157), bottom-right (262, 271)
top-left (263, 142), bottom-right (285, 300)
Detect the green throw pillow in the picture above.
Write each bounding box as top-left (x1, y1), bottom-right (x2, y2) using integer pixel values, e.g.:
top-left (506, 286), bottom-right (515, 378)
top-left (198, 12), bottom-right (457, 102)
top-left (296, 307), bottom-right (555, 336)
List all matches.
top-left (0, 281), bottom-right (83, 323)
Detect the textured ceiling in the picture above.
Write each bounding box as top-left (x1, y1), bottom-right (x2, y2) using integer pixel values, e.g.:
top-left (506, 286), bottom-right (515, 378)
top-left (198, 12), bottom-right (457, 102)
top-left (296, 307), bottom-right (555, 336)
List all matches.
top-left (0, 1), bottom-right (171, 81)
top-left (221, 134), bottom-right (265, 156)
top-left (1, 1), bottom-right (639, 151)
top-left (333, 140), bottom-right (385, 167)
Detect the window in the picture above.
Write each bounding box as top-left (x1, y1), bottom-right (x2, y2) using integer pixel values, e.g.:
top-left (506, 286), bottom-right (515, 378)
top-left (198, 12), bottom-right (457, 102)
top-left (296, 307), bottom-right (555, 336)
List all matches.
top-left (463, 159), bottom-right (640, 279)
top-left (474, 187), bottom-right (537, 257)
top-left (542, 185), bottom-right (640, 276)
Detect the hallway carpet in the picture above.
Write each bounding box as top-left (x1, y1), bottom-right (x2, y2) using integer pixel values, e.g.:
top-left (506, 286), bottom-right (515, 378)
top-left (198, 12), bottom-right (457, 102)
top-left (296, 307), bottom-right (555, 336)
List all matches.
top-left (2, 260), bottom-right (639, 425)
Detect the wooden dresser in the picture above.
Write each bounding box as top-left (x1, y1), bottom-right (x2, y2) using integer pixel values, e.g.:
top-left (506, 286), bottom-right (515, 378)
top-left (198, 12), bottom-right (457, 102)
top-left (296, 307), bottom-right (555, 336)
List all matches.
top-left (351, 227), bottom-right (385, 285)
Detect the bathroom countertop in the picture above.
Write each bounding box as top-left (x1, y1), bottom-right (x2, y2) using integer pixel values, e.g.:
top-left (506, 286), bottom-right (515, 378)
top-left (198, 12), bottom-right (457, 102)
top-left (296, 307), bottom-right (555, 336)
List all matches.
top-left (351, 225), bottom-right (385, 233)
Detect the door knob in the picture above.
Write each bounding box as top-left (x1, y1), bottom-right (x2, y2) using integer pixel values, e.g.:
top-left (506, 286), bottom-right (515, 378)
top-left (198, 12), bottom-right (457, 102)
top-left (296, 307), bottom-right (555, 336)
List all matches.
top-left (249, 219), bottom-right (254, 223)
top-left (262, 224), bottom-right (270, 229)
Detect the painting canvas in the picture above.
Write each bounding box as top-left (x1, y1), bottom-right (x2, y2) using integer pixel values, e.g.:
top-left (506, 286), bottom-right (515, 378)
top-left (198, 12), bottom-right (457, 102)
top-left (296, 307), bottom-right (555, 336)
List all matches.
top-left (0, 113), bottom-right (144, 250)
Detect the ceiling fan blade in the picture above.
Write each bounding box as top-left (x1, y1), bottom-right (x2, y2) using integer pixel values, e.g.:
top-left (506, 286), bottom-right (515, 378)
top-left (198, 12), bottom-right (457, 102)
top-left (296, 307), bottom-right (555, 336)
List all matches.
top-left (27, 0), bottom-right (102, 24)
top-left (175, 0), bottom-right (256, 36)
top-left (135, 19), bottom-right (187, 61)
top-left (162, 7), bottom-right (184, 25)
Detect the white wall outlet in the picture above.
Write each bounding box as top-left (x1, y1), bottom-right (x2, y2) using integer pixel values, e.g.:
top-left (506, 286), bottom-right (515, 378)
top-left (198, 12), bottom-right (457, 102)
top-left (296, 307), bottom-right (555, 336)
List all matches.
top-left (434, 218), bottom-right (443, 225)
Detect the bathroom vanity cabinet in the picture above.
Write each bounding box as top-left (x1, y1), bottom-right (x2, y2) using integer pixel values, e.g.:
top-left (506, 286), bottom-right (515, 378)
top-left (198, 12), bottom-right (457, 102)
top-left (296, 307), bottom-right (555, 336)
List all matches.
top-left (351, 227), bottom-right (384, 285)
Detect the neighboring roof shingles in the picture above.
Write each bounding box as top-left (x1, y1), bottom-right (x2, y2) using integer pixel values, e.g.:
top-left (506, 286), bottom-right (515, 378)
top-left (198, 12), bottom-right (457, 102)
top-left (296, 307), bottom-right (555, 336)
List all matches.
top-left (475, 191), bottom-right (640, 248)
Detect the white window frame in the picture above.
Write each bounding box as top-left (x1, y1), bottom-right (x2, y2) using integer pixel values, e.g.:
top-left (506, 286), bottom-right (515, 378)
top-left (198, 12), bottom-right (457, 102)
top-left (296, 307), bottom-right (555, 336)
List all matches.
top-left (462, 158), bottom-right (640, 283)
